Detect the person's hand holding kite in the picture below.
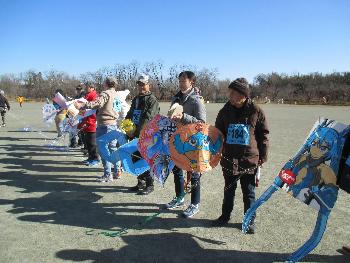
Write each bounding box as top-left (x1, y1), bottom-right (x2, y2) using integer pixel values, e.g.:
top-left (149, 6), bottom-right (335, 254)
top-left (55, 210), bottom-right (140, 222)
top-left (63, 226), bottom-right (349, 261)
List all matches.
top-left (121, 119), bottom-right (136, 138)
top-left (73, 98), bottom-right (87, 110)
top-left (168, 103), bottom-right (183, 123)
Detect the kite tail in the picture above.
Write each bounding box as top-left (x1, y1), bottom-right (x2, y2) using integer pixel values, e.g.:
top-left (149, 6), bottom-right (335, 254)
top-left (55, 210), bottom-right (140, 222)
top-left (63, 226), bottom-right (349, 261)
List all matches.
top-left (287, 211), bottom-right (329, 263)
top-left (242, 181), bottom-right (280, 234)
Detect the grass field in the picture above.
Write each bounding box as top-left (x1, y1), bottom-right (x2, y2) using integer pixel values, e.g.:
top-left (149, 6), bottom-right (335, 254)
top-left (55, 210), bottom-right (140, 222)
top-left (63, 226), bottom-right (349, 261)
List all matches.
top-left (0, 102), bottom-right (350, 263)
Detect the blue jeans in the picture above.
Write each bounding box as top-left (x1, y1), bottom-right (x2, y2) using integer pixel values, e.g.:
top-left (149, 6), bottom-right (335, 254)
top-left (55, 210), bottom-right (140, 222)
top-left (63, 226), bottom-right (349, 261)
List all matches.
top-left (173, 166), bottom-right (201, 205)
top-left (96, 125), bottom-right (119, 175)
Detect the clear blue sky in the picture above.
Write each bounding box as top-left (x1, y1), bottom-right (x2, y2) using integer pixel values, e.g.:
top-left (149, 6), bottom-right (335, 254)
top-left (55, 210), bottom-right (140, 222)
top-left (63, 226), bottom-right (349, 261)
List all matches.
top-left (0, 0), bottom-right (349, 81)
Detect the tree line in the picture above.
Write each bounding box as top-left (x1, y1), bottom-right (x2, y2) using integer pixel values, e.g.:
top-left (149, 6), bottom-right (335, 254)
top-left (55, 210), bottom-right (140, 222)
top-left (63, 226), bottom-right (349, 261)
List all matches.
top-left (1, 61), bottom-right (349, 104)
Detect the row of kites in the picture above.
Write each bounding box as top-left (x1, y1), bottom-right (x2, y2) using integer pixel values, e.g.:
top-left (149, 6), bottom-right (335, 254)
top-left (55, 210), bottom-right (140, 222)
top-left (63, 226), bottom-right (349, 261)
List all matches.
top-left (42, 92), bottom-right (224, 185)
top-left (42, 92), bottom-right (350, 262)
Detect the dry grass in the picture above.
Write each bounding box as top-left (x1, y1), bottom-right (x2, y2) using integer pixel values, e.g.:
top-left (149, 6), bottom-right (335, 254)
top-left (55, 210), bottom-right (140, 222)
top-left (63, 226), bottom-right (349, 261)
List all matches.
top-left (0, 102), bottom-right (349, 263)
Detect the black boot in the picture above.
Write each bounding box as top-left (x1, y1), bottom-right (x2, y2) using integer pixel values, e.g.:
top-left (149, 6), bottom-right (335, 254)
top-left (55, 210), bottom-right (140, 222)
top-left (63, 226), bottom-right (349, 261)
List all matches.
top-left (247, 219), bottom-right (255, 234)
top-left (138, 185), bottom-right (154, 195)
top-left (138, 174), bottom-right (154, 195)
top-left (211, 214), bottom-right (230, 227)
top-left (212, 201), bottom-right (233, 227)
top-left (129, 179), bottom-right (146, 192)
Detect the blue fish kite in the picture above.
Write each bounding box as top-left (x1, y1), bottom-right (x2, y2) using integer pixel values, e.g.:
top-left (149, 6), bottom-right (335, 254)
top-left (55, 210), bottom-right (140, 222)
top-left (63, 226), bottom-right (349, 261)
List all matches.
top-left (97, 131), bottom-right (149, 176)
top-left (173, 131), bottom-right (222, 169)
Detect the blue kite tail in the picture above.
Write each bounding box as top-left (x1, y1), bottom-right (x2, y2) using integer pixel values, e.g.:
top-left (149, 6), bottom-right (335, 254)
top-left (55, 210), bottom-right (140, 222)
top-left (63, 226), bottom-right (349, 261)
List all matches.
top-left (118, 138), bottom-right (150, 176)
top-left (287, 211), bottom-right (329, 263)
top-left (242, 181), bottom-right (280, 233)
top-left (96, 130), bottom-right (126, 163)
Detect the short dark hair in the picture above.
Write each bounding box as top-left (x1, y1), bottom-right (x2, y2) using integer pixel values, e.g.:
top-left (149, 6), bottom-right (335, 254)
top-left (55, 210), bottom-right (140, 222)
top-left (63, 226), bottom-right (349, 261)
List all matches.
top-left (76, 82), bottom-right (85, 90)
top-left (55, 89), bottom-right (64, 95)
top-left (178, 71), bottom-right (196, 84)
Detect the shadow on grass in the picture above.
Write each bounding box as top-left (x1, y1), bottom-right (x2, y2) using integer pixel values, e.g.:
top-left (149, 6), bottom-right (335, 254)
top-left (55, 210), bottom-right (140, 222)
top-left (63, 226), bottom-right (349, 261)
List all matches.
top-left (0, 142), bottom-right (217, 232)
top-left (1, 138), bottom-right (349, 263)
top-left (0, 178), bottom-right (222, 231)
top-left (55, 232), bottom-right (349, 263)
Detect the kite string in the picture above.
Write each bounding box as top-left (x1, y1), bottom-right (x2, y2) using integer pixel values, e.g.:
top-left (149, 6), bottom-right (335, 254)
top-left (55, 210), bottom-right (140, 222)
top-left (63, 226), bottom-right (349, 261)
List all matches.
top-left (86, 160), bottom-right (258, 238)
top-left (85, 174), bottom-right (204, 238)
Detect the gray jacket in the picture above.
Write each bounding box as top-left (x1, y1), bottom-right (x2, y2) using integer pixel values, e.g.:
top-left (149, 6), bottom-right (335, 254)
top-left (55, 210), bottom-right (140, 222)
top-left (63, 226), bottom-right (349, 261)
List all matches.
top-left (171, 87), bottom-right (206, 124)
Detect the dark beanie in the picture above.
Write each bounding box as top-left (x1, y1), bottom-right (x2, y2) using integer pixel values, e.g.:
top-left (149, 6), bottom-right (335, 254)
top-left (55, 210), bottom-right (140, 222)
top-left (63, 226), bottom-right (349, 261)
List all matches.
top-left (228, 78), bottom-right (250, 97)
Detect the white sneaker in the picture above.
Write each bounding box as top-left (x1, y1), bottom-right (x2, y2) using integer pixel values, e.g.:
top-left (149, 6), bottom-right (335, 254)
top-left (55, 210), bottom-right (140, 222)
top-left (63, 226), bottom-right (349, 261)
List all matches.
top-left (98, 174), bottom-right (113, 183)
top-left (182, 204), bottom-right (200, 218)
top-left (165, 197), bottom-right (185, 210)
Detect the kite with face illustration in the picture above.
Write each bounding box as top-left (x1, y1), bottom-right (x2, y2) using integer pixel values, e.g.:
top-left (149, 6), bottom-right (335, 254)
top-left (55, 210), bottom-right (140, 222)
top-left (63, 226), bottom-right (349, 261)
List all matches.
top-left (169, 123), bottom-right (224, 172)
top-left (242, 118), bottom-right (350, 263)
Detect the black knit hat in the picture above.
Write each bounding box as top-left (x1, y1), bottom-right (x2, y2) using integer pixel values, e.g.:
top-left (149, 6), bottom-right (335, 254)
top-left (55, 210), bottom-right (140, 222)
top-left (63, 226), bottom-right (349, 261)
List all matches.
top-left (228, 78), bottom-right (250, 97)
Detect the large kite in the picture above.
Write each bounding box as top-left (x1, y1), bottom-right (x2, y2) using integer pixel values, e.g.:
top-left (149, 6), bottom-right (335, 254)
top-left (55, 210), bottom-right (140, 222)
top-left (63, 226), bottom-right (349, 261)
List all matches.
top-left (96, 131), bottom-right (149, 176)
top-left (138, 114), bottom-right (177, 185)
top-left (242, 118), bottom-right (350, 262)
top-left (169, 123), bottom-right (224, 172)
top-left (94, 89), bottom-right (150, 176)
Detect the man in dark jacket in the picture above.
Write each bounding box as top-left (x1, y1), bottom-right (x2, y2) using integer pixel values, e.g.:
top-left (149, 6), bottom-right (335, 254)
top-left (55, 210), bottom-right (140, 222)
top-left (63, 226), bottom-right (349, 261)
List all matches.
top-left (126, 74), bottom-right (160, 194)
top-left (0, 90), bottom-right (10, 127)
top-left (212, 78), bottom-right (269, 233)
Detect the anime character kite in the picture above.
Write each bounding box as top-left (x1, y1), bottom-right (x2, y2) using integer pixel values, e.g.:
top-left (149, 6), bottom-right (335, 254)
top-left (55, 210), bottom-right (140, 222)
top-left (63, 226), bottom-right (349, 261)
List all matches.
top-left (242, 118), bottom-right (350, 263)
top-left (138, 114), bottom-right (177, 185)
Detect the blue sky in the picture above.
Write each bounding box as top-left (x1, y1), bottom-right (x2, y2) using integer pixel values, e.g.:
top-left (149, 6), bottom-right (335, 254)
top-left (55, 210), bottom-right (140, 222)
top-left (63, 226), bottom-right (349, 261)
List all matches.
top-left (0, 0), bottom-right (349, 81)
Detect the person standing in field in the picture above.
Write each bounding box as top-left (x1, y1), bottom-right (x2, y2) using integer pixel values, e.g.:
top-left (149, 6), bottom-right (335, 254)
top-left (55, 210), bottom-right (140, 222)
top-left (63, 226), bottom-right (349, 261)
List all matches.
top-left (79, 83), bottom-right (99, 166)
top-left (164, 71), bottom-right (206, 218)
top-left (75, 76), bottom-right (129, 182)
top-left (53, 89), bottom-right (67, 138)
top-left (17, 96), bottom-right (24, 107)
top-left (212, 77), bottom-right (269, 234)
top-left (0, 90), bottom-right (10, 127)
top-left (69, 83), bottom-right (86, 148)
top-left (126, 74), bottom-right (160, 195)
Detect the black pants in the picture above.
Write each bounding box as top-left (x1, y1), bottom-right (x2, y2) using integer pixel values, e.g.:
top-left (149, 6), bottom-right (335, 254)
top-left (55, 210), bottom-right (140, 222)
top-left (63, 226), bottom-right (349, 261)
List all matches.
top-left (173, 166), bottom-right (201, 205)
top-left (84, 132), bottom-right (99, 160)
top-left (221, 170), bottom-right (256, 220)
top-left (81, 132), bottom-right (88, 150)
top-left (132, 151), bottom-right (154, 187)
top-left (77, 131), bottom-right (84, 146)
top-left (1, 110), bottom-right (6, 124)
top-left (137, 171), bottom-right (154, 187)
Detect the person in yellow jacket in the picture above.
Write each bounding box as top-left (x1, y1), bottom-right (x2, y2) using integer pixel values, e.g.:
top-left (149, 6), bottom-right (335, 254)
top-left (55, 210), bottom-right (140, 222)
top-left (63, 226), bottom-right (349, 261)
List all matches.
top-left (17, 96), bottom-right (24, 107)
